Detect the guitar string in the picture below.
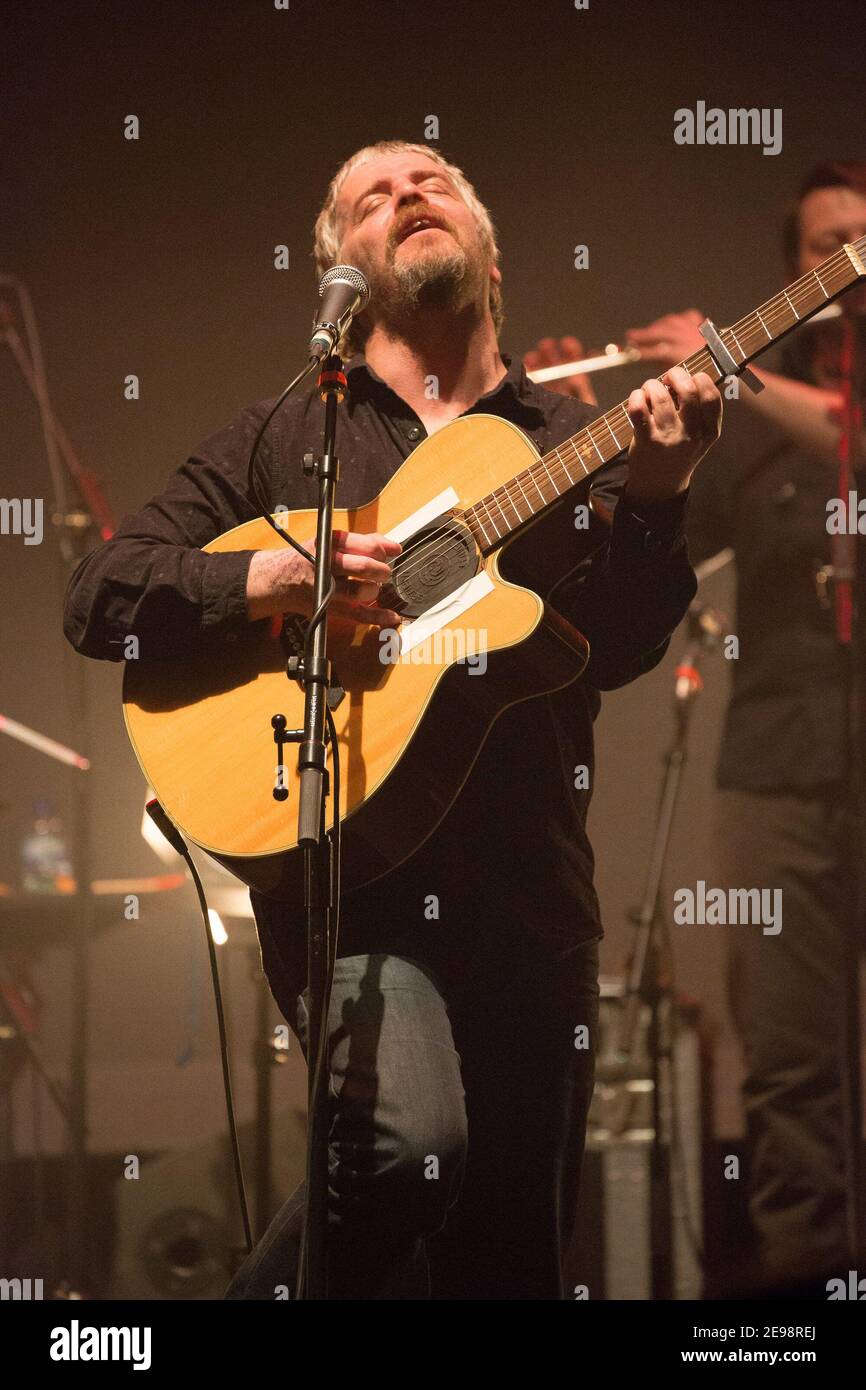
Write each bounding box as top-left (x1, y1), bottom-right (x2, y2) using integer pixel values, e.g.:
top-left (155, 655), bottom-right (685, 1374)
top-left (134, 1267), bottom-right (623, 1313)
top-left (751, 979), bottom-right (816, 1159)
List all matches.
top-left (386, 249), bottom-right (859, 585)
top-left (476, 252), bottom-right (860, 525)
top-left (383, 296), bottom-right (842, 601)
top-left (385, 236), bottom-right (865, 583)
top-left (367, 246), bottom-right (862, 595)
top-left (356, 245), bottom-right (861, 593)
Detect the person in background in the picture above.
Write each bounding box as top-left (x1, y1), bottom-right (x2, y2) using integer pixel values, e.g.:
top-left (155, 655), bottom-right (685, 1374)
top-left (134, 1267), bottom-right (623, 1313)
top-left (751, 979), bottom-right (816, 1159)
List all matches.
top-left (528, 160), bottom-right (866, 1283)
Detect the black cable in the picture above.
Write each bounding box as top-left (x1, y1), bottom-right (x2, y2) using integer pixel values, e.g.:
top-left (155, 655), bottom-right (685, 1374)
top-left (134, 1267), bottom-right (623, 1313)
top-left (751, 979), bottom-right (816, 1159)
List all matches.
top-left (145, 800), bottom-right (252, 1254)
top-left (658, 910), bottom-right (707, 1272)
top-left (247, 356), bottom-right (319, 564)
top-left (246, 356), bottom-right (341, 675)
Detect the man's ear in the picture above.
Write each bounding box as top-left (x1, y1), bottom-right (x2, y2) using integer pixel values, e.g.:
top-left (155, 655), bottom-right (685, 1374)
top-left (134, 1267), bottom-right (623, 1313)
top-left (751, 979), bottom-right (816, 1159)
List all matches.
top-left (490, 263), bottom-right (502, 287)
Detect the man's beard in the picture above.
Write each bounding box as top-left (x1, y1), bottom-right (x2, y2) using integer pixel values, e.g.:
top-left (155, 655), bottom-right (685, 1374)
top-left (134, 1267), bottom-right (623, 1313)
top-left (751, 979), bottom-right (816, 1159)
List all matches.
top-left (390, 246), bottom-right (469, 311)
top-left (366, 239), bottom-right (485, 333)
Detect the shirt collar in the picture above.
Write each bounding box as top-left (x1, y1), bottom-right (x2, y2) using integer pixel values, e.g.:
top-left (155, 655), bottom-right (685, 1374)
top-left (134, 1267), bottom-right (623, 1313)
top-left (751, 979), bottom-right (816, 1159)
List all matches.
top-left (344, 350), bottom-right (531, 406)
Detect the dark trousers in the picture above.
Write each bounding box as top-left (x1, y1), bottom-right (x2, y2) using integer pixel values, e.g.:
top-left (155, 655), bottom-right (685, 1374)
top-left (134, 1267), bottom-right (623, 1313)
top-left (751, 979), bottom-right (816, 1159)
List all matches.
top-left (225, 923), bottom-right (599, 1300)
top-left (715, 788), bottom-right (853, 1277)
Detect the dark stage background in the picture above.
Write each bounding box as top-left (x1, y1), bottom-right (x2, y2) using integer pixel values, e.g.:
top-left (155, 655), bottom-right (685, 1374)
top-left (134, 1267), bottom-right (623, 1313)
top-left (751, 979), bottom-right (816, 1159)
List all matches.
top-left (1, 0), bottom-right (862, 1198)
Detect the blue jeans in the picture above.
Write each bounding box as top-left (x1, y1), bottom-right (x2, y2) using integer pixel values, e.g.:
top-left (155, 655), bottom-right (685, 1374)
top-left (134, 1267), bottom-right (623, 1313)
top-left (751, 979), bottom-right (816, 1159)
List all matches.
top-left (225, 923), bottom-right (599, 1300)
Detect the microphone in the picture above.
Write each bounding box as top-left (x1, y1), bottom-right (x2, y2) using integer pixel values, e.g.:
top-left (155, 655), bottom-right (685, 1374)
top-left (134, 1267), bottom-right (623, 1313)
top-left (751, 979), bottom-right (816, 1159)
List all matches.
top-left (675, 602), bottom-right (726, 703)
top-left (309, 265), bottom-right (370, 361)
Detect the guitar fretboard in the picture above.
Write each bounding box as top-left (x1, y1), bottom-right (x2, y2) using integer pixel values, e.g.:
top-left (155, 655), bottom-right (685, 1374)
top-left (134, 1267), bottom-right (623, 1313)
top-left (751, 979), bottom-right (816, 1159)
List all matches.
top-left (465, 234), bottom-right (866, 552)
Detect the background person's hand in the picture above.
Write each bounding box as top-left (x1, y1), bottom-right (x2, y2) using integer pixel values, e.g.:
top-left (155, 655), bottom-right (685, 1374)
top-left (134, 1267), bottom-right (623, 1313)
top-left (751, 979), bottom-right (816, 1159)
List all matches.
top-left (625, 309), bottom-right (707, 370)
top-left (523, 336), bottom-right (598, 404)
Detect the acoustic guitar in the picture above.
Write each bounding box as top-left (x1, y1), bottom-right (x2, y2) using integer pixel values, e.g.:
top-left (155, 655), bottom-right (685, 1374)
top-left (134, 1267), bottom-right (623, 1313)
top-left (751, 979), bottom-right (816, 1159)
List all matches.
top-left (123, 236), bottom-right (866, 900)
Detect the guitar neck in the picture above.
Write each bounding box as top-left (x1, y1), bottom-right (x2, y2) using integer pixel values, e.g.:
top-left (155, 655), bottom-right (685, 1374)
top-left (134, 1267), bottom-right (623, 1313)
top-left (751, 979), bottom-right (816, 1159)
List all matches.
top-left (466, 233), bottom-right (866, 553)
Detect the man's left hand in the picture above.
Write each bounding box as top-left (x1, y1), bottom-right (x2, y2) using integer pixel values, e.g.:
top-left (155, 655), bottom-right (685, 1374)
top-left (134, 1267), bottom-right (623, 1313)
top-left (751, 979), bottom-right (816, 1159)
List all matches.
top-left (625, 365), bottom-right (722, 501)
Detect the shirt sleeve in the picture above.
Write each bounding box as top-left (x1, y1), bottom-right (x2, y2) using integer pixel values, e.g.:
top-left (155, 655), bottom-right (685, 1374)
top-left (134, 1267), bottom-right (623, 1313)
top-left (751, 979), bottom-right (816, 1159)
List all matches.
top-left (550, 468), bottom-right (697, 690)
top-left (684, 385), bottom-right (788, 568)
top-left (62, 405), bottom-right (275, 662)
top-left (683, 413), bottom-right (744, 568)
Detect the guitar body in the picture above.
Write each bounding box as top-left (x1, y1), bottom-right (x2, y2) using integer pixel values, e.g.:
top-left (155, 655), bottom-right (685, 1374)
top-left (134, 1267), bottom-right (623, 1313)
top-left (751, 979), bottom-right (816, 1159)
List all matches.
top-left (123, 414), bottom-right (592, 899)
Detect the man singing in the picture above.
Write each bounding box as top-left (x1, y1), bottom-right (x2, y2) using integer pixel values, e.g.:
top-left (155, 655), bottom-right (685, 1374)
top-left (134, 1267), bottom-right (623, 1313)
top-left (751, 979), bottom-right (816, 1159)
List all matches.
top-left (63, 140), bottom-right (721, 1299)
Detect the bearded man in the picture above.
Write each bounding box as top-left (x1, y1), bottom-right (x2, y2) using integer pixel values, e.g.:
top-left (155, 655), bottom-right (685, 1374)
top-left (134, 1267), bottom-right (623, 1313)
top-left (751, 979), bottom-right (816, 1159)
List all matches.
top-left (63, 140), bottom-right (721, 1299)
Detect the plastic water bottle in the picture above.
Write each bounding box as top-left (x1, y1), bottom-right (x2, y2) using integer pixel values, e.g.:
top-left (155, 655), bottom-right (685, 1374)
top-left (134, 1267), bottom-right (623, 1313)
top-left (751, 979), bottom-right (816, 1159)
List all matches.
top-left (20, 800), bottom-right (76, 894)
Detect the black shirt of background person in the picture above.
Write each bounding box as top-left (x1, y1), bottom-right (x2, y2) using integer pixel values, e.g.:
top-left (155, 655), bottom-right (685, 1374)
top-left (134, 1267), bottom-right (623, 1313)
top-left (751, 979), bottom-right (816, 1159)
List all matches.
top-left (684, 326), bottom-right (866, 795)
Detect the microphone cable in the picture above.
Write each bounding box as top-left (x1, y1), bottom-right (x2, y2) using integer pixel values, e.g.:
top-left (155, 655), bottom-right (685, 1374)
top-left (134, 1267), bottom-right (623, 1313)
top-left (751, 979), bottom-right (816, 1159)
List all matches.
top-left (145, 799), bottom-right (253, 1255)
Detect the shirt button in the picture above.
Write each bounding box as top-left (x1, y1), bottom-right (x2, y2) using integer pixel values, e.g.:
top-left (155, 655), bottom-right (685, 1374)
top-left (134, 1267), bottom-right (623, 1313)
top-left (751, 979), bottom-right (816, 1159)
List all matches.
top-left (406, 425), bottom-right (422, 441)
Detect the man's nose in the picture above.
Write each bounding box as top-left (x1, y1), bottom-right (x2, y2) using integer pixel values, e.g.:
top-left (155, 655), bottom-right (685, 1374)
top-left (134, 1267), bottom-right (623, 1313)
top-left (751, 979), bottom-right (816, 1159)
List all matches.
top-left (393, 182), bottom-right (426, 212)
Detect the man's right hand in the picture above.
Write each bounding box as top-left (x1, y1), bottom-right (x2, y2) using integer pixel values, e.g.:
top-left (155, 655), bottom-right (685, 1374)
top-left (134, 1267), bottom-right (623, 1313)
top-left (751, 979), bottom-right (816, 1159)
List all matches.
top-left (247, 529), bottom-right (402, 627)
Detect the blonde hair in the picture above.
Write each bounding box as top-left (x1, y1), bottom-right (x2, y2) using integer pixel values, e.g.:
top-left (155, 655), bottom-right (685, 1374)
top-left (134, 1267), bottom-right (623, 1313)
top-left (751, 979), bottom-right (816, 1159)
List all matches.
top-left (312, 140), bottom-right (504, 354)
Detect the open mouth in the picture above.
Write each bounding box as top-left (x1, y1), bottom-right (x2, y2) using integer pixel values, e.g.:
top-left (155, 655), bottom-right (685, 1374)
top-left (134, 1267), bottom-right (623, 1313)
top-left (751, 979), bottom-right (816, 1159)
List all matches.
top-left (395, 215), bottom-right (449, 245)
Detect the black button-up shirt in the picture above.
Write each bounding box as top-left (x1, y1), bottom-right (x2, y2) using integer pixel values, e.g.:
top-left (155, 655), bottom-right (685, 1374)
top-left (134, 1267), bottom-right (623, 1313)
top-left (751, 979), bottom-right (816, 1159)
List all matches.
top-left (63, 352), bottom-right (696, 999)
top-left (686, 335), bottom-right (856, 794)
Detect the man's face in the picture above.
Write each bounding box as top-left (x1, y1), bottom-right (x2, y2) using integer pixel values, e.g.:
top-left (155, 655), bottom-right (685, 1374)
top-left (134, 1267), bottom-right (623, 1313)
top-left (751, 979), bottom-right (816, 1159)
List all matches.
top-left (798, 185), bottom-right (866, 311)
top-left (334, 152), bottom-right (498, 330)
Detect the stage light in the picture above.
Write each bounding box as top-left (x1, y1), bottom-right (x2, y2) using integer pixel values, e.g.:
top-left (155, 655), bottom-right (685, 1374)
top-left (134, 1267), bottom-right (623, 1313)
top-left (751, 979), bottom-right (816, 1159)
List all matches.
top-left (207, 909), bottom-right (227, 946)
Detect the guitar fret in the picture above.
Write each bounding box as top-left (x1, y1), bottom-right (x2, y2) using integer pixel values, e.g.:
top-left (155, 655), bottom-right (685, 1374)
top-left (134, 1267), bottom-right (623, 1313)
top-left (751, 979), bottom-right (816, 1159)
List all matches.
top-left (472, 509), bottom-right (492, 547)
top-left (572, 445), bottom-right (590, 476)
top-left (755, 308), bottom-right (772, 340)
top-left (467, 239), bottom-right (865, 555)
top-left (489, 498), bottom-right (507, 537)
top-left (514, 473), bottom-right (533, 511)
top-left (529, 467), bottom-right (547, 506)
top-left (498, 484), bottom-right (523, 527)
top-left (541, 454), bottom-right (562, 496)
top-left (727, 327), bottom-right (745, 360)
top-left (558, 449), bottom-right (576, 486)
top-left (477, 498), bottom-right (501, 540)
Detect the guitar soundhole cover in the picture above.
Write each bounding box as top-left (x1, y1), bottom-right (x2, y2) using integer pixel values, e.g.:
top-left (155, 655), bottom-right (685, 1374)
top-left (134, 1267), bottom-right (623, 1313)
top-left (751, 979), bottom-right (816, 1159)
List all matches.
top-left (379, 511), bottom-right (479, 618)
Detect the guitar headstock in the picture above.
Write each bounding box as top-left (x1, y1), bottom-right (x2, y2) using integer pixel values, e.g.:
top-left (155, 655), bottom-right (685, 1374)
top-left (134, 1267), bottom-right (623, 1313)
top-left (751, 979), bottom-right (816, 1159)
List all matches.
top-left (847, 234), bottom-right (866, 276)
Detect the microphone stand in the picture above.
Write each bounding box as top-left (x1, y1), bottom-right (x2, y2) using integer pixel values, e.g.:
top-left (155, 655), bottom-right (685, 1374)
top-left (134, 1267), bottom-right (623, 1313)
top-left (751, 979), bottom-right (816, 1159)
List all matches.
top-left (1, 281), bottom-right (116, 1295)
top-left (290, 353), bottom-right (346, 1300)
top-left (614, 606), bottom-right (722, 1297)
top-left (0, 724), bottom-right (83, 1276)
